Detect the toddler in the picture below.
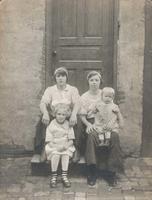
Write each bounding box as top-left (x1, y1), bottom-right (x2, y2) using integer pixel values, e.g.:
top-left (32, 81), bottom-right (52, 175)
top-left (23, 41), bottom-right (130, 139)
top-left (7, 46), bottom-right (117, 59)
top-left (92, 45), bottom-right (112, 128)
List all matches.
top-left (94, 87), bottom-right (124, 146)
top-left (45, 104), bottom-right (75, 188)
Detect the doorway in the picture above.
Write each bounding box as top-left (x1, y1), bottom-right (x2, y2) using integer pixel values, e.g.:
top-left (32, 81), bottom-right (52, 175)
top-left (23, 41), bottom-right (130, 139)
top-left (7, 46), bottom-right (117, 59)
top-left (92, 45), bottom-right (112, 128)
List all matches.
top-left (45, 0), bottom-right (118, 94)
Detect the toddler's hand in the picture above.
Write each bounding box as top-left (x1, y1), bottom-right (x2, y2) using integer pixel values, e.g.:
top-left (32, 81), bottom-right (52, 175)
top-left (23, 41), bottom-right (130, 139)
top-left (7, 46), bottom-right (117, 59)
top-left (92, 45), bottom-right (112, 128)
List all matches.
top-left (112, 105), bottom-right (119, 113)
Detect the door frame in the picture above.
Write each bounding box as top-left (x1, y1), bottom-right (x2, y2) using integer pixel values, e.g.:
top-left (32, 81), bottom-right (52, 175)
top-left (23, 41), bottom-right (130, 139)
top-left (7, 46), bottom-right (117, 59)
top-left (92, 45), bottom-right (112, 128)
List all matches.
top-left (141, 0), bottom-right (152, 156)
top-left (45, 0), bottom-right (119, 90)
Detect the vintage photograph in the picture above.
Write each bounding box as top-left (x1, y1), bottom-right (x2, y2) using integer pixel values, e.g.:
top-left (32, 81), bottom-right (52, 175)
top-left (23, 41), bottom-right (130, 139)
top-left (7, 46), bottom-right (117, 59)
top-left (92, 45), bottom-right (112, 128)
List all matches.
top-left (0, 0), bottom-right (152, 199)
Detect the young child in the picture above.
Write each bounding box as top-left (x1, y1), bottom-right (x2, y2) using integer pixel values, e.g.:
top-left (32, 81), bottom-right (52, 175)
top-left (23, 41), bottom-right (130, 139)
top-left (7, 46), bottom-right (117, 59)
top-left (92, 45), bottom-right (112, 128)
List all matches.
top-left (45, 104), bottom-right (75, 188)
top-left (94, 87), bottom-right (124, 146)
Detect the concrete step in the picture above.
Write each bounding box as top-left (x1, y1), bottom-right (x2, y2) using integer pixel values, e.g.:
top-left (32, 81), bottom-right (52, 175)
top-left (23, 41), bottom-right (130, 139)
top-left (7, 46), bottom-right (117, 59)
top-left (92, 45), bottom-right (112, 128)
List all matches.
top-left (31, 154), bottom-right (86, 176)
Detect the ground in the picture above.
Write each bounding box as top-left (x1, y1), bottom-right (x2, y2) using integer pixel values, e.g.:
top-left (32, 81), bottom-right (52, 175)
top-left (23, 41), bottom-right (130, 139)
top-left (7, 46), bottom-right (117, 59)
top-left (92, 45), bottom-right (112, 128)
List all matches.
top-left (0, 157), bottom-right (152, 200)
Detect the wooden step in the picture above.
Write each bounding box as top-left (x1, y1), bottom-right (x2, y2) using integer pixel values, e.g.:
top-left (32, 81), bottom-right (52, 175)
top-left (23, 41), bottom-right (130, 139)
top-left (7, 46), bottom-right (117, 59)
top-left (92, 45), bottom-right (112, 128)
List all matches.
top-left (31, 154), bottom-right (86, 164)
top-left (31, 154), bottom-right (86, 176)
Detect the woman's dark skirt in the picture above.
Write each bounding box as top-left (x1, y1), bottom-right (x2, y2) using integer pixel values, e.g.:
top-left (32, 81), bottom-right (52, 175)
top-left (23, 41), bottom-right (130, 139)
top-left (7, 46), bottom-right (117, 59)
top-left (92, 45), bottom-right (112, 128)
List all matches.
top-left (34, 116), bottom-right (47, 154)
top-left (81, 118), bottom-right (124, 173)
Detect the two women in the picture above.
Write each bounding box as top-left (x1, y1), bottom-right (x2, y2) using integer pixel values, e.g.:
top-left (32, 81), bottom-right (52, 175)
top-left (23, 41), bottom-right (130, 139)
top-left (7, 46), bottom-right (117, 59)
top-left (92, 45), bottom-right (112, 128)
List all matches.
top-left (35, 67), bottom-right (124, 187)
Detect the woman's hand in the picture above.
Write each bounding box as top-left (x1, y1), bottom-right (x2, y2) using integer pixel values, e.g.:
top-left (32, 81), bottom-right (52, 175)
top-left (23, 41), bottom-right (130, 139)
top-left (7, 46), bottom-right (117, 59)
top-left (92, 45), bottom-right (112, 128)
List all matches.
top-left (42, 112), bottom-right (50, 126)
top-left (69, 113), bottom-right (77, 127)
top-left (86, 123), bottom-right (95, 134)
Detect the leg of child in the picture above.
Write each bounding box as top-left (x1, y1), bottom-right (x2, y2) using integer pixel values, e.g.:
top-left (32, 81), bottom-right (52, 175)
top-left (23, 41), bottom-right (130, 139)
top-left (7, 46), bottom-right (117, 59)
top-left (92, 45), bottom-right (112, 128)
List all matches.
top-left (61, 154), bottom-right (71, 187)
top-left (50, 154), bottom-right (60, 188)
top-left (98, 134), bottom-right (105, 146)
top-left (105, 131), bottom-right (111, 146)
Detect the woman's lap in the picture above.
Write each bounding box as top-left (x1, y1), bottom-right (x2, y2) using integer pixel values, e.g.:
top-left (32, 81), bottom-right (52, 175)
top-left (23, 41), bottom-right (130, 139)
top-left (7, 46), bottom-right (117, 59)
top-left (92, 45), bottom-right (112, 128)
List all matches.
top-left (84, 127), bottom-right (124, 172)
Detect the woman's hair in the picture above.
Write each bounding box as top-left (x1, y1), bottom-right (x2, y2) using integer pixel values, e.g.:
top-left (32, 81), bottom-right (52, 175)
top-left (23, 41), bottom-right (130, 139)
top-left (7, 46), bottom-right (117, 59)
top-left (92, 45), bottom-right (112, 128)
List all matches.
top-left (54, 103), bottom-right (71, 118)
top-left (87, 71), bottom-right (103, 84)
top-left (54, 67), bottom-right (68, 80)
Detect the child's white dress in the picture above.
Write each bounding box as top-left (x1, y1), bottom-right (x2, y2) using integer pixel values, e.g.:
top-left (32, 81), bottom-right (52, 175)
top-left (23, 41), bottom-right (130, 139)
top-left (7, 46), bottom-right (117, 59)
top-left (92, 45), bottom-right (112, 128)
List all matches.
top-left (45, 119), bottom-right (75, 160)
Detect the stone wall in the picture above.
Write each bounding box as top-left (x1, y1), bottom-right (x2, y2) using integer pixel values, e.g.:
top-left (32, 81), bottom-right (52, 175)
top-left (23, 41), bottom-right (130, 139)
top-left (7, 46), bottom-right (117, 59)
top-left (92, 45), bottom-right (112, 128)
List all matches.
top-left (0, 0), bottom-right (145, 156)
top-left (0, 0), bottom-right (45, 151)
top-left (117, 0), bottom-right (145, 156)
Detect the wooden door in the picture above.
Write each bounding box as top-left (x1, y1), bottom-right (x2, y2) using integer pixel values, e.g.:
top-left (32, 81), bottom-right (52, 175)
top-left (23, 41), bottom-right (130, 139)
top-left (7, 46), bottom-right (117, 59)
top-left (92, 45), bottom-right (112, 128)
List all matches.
top-left (142, 0), bottom-right (152, 156)
top-left (46, 0), bottom-right (117, 94)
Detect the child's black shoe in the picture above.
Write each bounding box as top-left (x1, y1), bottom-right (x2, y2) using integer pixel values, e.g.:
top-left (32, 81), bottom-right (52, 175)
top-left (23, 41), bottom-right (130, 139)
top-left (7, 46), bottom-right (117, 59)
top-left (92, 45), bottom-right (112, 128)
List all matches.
top-left (62, 177), bottom-right (71, 188)
top-left (50, 176), bottom-right (57, 188)
top-left (50, 172), bottom-right (57, 188)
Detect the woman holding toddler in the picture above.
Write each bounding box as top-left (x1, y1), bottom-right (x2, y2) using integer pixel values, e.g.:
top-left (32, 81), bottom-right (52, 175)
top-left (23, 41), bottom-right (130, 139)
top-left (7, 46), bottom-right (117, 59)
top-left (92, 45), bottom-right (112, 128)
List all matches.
top-left (80, 71), bottom-right (124, 187)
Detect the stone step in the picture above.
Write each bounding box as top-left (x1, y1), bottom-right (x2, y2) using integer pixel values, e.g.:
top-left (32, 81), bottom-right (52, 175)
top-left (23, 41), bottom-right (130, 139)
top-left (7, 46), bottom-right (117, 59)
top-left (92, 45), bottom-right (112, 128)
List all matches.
top-left (31, 154), bottom-right (86, 176)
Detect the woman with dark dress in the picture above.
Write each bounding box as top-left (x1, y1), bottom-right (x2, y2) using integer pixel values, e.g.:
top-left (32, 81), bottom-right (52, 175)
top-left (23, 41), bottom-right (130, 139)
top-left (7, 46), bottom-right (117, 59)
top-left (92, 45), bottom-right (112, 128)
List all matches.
top-left (80, 71), bottom-right (124, 186)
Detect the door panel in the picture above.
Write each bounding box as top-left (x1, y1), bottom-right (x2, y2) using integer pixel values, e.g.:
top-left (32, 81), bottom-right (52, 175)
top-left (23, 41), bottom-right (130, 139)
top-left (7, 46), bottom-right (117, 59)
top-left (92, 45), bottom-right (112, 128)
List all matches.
top-left (49, 0), bottom-right (115, 94)
top-left (85, 0), bottom-right (103, 36)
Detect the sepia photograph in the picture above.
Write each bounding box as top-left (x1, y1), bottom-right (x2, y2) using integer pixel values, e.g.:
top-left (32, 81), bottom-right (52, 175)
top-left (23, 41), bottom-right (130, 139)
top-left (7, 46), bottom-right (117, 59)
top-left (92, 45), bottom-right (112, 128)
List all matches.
top-left (0, 0), bottom-right (152, 199)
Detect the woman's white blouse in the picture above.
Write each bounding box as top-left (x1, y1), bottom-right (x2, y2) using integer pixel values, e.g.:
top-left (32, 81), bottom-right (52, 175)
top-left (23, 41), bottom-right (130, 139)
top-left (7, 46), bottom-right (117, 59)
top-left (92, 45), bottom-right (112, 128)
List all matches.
top-left (80, 89), bottom-right (102, 119)
top-left (40, 84), bottom-right (79, 115)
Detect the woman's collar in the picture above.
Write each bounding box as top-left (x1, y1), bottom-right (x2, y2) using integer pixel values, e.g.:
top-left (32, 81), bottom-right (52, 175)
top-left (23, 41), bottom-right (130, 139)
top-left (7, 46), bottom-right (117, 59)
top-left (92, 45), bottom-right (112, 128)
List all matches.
top-left (89, 89), bottom-right (101, 95)
top-left (55, 84), bottom-right (70, 91)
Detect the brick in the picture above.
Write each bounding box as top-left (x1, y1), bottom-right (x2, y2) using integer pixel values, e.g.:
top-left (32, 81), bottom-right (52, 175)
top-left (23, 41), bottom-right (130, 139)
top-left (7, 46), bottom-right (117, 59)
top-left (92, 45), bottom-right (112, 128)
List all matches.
top-left (138, 179), bottom-right (150, 187)
top-left (132, 166), bottom-right (144, 178)
top-left (75, 192), bottom-right (86, 197)
top-left (62, 193), bottom-right (75, 200)
top-left (7, 184), bottom-right (21, 193)
top-left (75, 197), bottom-right (86, 200)
top-left (0, 193), bottom-right (7, 200)
top-left (142, 170), bottom-right (152, 177)
top-left (124, 196), bottom-right (135, 200)
top-left (143, 158), bottom-right (152, 166)
top-left (34, 191), bottom-right (50, 197)
top-left (22, 182), bottom-right (35, 193)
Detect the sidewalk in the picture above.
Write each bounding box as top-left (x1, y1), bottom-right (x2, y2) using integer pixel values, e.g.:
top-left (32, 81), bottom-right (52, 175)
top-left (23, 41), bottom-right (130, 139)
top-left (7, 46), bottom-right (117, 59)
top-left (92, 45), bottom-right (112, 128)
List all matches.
top-left (0, 157), bottom-right (152, 200)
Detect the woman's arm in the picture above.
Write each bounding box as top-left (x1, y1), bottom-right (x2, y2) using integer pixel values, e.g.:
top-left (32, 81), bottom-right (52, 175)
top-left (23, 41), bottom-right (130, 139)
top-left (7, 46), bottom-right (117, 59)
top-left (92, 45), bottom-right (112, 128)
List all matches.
top-left (69, 88), bottom-right (80, 126)
top-left (40, 88), bottom-right (51, 125)
top-left (80, 115), bottom-right (95, 134)
top-left (40, 102), bottom-right (50, 126)
top-left (69, 101), bottom-right (80, 126)
top-left (117, 111), bottom-right (124, 129)
top-left (113, 105), bottom-right (124, 129)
